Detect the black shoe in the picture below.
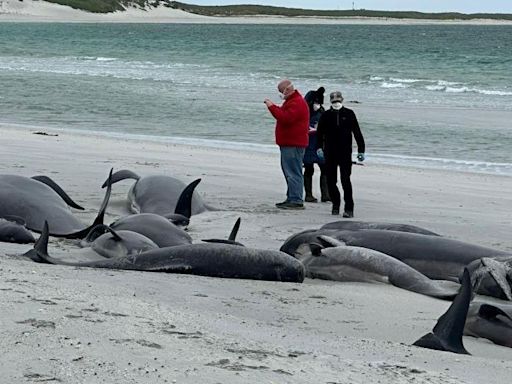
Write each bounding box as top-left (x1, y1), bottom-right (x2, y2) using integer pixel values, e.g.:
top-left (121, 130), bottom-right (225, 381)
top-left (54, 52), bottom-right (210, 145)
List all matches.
top-left (305, 196), bottom-right (318, 203)
top-left (342, 210), bottom-right (354, 218)
top-left (275, 200), bottom-right (289, 208)
top-left (331, 207), bottom-right (340, 215)
top-left (278, 202), bottom-right (305, 210)
top-left (321, 197), bottom-right (331, 202)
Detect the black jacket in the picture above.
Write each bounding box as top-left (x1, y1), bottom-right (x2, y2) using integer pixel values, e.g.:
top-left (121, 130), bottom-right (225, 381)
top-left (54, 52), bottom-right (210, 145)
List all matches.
top-left (316, 106), bottom-right (365, 162)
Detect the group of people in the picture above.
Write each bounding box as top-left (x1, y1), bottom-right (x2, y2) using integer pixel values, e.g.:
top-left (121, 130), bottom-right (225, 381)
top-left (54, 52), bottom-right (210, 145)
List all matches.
top-left (264, 79), bottom-right (365, 217)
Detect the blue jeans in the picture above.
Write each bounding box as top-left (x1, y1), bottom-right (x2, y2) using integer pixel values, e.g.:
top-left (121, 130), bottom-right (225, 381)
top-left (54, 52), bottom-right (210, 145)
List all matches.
top-left (280, 146), bottom-right (305, 204)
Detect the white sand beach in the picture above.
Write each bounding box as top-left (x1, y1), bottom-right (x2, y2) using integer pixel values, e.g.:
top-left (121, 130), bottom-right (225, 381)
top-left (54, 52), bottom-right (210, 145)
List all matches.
top-left (1, 125), bottom-right (511, 383)
top-left (1, 0), bottom-right (511, 24)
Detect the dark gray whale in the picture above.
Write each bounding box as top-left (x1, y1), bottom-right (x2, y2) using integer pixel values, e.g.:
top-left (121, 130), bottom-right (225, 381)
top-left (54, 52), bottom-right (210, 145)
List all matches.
top-left (0, 216), bottom-right (35, 244)
top-left (102, 170), bottom-right (209, 219)
top-left (281, 229), bottom-right (511, 281)
top-left (296, 236), bottom-right (460, 300)
top-left (0, 172), bottom-right (112, 239)
top-left (107, 213), bottom-right (192, 248)
top-left (320, 220), bottom-right (439, 236)
top-left (281, 229), bottom-right (512, 299)
top-left (81, 225), bottom-right (159, 259)
top-left (465, 300), bottom-right (512, 349)
top-left (28, 222), bottom-right (305, 283)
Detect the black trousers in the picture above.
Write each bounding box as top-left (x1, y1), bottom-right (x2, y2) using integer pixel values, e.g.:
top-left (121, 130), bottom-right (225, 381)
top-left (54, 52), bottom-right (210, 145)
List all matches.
top-left (325, 160), bottom-right (353, 211)
top-left (303, 163), bottom-right (327, 178)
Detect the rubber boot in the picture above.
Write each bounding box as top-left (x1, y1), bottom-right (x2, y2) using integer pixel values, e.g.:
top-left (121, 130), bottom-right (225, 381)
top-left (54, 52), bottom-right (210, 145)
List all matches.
top-left (304, 173), bottom-right (317, 203)
top-left (320, 174), bottom-right (331, 202)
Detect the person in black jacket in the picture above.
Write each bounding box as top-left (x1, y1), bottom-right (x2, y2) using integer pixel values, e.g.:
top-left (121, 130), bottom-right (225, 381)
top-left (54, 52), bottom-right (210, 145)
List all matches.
top-left (316, 91), bottom-right (365, 217)
top-left (303, 87), bottom-right (330, 203)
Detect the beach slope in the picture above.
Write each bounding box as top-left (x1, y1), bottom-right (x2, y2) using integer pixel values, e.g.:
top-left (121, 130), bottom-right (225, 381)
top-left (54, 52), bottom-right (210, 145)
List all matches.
top-left (1, 126), bottom-right (511, 382)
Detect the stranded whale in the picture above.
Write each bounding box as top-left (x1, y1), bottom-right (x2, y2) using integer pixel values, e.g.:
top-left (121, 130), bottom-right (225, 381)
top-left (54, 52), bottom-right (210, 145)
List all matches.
top-left (102, 170), bottom-right (210, 220)
top-left (296, 235), bottom-right (460, 300)
top-left (0, 172), bottom-right (112, 239)
top-left (0, 216), bottom-right (35, 244)
top-left (27, 222), bottom-right (305, 283)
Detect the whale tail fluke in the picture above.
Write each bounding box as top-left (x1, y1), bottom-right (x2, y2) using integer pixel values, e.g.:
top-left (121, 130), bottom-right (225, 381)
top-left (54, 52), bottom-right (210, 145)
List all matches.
top-left (32, 175), bottom-right (85, 210)
top-left (101, 169), bottom-right (140, 188)
top-left (413, 268), bottom-right (472, 355)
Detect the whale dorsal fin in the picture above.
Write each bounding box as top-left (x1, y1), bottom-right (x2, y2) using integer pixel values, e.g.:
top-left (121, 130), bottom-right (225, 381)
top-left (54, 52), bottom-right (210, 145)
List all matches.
top-left (104, 226), bottom-right (123, 242)
top-left (32, 175), bottom-right (85, 210)
top-left (83, 224), bottom-right (111, 244)
top-left (101, 169), bottom-right (140, 188)
top-left (174, 178), bottom-right (202, 219)
top-left (24, 221), bottom-right (52, 264)
top-left (201, 218), bottom-right (244, 247)
top-left (228, 217), bottom-right (241, 241)
top-left (413, 268), bottom-right (472, 354)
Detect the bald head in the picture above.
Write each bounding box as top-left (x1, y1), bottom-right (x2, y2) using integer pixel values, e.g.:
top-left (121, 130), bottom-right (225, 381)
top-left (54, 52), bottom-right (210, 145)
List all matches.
top-left (277, 79), bottom-right (294, 99)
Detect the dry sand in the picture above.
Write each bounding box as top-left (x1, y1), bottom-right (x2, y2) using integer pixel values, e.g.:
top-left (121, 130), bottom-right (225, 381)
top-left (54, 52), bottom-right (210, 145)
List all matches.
top-left (1, 125), bottom-right (511, 383)
top-left (1, 0), bottom-right (511, 24)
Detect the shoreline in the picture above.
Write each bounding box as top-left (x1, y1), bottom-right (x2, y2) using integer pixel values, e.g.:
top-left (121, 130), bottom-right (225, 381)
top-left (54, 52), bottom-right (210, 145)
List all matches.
top-left (0, 2), bottom-right (511, 24)
top-left (3, 122), bottom-right (512, 178)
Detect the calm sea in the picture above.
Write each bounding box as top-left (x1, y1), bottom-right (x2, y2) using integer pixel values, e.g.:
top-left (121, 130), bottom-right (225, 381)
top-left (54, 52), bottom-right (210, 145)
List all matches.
top-left (1, 23), bottom-right (511, 175)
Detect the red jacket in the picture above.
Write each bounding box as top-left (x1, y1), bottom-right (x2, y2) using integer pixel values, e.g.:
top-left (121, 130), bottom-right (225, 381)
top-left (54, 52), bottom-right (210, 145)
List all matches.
top-left (268, 90), bottom-right (309, 147)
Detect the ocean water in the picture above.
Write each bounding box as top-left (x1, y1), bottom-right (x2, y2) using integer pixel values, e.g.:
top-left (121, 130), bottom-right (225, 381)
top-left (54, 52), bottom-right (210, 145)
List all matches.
top-left (1, 23), bottom-right (511, 175)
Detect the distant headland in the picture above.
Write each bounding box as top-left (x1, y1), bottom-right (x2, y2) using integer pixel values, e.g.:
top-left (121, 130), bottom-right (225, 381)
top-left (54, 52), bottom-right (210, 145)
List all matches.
top-left (1, 0), bottom-right (511, 23)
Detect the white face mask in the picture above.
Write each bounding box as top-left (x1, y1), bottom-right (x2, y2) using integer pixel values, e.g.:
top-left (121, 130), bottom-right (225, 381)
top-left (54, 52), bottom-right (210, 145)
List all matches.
top-left (332, 102), bottom-right (343, 110)
top-left (313, 103), bottom-right (321, 111)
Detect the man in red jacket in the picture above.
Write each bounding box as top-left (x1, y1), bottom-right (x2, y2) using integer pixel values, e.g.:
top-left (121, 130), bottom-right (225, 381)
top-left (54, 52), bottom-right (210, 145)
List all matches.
top-left (264, 79), bottom-right (310, 210)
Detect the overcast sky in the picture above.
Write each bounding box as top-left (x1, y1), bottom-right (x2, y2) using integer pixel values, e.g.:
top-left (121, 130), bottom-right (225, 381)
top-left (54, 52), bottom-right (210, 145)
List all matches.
top-left (184, 1), bottom-right (512, 13)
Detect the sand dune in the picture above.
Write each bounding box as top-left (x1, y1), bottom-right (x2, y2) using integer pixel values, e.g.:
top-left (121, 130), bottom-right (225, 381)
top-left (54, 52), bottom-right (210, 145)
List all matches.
top-left (1, 0), bottom-right (511, 24)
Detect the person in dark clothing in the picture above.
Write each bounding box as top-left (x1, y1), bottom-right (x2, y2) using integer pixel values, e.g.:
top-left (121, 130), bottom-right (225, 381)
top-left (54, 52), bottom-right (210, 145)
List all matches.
top-left (316, 91), bottom-right (365, 217)
top-left (303, 87), bottom-right (330, 203)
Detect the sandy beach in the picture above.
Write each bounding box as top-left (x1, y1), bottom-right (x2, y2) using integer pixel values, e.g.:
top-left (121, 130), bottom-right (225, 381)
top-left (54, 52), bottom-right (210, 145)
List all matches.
top-left (1, 125), bottom-right (511, 383)
top-left (1, 0), bottom-right (511, 24)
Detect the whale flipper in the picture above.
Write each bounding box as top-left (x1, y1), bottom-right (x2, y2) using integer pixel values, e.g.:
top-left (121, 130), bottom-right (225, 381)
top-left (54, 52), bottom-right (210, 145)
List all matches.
top-left (413, 269), bottom-right (472, 354)
top-left (101, 169), bottom-right (140, 188)
top-left (478, 304), bottom-right (512, 321)
top-left (61, 168), bottom-right (113, 239)
top-left (82, 224), bottom-right (111, 245)
top-left (1, 215), bottom-right (27, 226)
top-left (317, 235), bottom-right (345, 248)
top-left (32, 175), bottom-right (85, 210)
